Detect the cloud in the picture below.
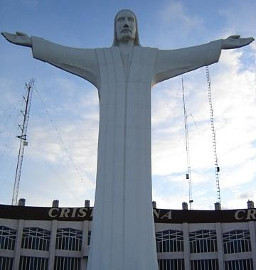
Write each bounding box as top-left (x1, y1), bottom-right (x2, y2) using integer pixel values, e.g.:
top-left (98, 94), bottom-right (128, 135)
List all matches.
top-left (218, 1), bottom-right (256, 37)
top-left (221, 159), bottom-right (256, 189)
top-left (156, 1), bottom-right (205, 48)
top-left (162, 2), bottom-right (203, 30)
top-left (223, 189), bottom-right (256, 210)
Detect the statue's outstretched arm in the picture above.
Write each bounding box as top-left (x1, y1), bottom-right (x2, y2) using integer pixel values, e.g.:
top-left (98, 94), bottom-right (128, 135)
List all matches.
top-left (222, 35), bottom-right (254, 49)
top-left (1, 32), bottom-right (32, 47)
top-left (2, 32), bottom-right (99, 87)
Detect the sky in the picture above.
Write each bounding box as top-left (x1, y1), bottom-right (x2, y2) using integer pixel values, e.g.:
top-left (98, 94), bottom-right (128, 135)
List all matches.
top-left (0, 0), bottom-right (255, 210)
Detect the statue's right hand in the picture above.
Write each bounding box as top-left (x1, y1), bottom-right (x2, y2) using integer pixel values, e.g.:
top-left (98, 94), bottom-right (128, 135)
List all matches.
top-left (1, 32), bottom-right (32, 47)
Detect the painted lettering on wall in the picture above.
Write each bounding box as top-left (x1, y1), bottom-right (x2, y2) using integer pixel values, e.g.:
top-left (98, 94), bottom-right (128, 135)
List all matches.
top-left (234, 209), bottom-right (256, 221)
top-left (48, 207), bottom-right (93, 219)
top-left (46, 207), bottom-right (256, 222)
top-left (153, 209), bottom-right (172, 220)
top-left (47, 207), bottom-right (172, 221)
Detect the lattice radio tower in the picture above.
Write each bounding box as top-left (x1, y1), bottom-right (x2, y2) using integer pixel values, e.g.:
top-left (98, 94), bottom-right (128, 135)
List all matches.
top-left (182, 78), bottom-right (193, 209)
top-left (12, 80), bottom-right (34, 205)
top-left (205, 66), bottom-right (221, 205)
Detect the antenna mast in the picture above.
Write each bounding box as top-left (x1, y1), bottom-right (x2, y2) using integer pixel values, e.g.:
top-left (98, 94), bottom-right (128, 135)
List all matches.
top-left (205, 66), bottom-right (221, 205)
top-left (182, 78), bottom-right (193, 209)
top-left (12, 80), bottom-right (34, 205)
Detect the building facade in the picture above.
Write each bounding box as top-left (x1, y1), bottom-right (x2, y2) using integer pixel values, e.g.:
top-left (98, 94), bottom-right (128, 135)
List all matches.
top-left (0, 203), bottom-right (256, 270)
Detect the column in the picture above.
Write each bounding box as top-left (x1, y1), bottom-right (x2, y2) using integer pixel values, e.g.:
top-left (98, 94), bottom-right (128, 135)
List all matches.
top-left (81, 220), bottom-right (90, 269)
top-left (48, 220), bottom-right (58, 270)
top-left (183, 223), bottom-right (190, 270)
top-left (13, 219), bottom-right (24, 270)
top-left (248, 221), bottom-right (256, 270)
top-left (216, 223), bottom-right (224, 270)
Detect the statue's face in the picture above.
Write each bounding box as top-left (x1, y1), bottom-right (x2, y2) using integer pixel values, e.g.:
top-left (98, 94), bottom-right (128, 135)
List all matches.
top-left (115, 10), bottom-right (136, 42)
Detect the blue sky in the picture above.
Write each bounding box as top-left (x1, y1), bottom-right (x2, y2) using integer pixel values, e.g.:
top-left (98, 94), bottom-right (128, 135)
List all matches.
top-left (0, 0), bottom-right (255, 210)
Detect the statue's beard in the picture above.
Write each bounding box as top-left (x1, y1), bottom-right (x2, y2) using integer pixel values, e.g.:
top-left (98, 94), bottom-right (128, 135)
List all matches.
top-left (118, 33), bottom-right (135, 42)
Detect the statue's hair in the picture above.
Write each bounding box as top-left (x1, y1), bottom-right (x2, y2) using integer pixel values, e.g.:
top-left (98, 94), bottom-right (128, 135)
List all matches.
top-left (113, 9), bottom-right (140, 46)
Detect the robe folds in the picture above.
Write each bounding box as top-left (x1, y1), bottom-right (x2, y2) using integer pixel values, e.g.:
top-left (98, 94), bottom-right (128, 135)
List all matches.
top-left (31, 37), bottom-right (222, 270)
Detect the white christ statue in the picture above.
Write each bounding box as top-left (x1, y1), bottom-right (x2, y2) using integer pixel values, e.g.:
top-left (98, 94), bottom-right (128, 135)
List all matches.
top-left (2, 9), bottom-right (254, 270)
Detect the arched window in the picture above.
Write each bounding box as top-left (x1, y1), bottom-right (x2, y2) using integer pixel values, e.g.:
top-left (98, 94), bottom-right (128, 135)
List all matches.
top-left (22, 227), bottom-right (51, 251)
top-left (223, 230), bottom-right (251, 254)
top-left (0, 226), bottom-right (17, 250)
top-left (0, 257), bottom-right (14, 270)
top-left (158, 259), bottom-right (184, 270)
top-left (19, 256), bottom-right (48, 270)
top-left (156, 230), bottom-right (183, 253)
top-left (54, 257), bottom-right (81, 270)
top-left (225, 259), bottom-right (253, 270)
top-left (189, 230), bottom-right (217, 253)
top-left (56, 228), bottom-right (82, 251)
top-left (191, 259), bottom-right (218, 270)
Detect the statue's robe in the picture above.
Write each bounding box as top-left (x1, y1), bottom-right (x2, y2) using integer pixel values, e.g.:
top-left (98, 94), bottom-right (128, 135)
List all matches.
top-left (31, 37), bottom-right (222, 270)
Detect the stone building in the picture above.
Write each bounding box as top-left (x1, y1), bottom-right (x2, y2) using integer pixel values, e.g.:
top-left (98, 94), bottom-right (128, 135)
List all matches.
top-left (0, 200), bottom-right (256, 270)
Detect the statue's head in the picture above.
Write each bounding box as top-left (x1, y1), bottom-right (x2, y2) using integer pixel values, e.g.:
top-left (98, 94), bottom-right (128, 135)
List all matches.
top-left (113, 9), bottom-right (140, 46)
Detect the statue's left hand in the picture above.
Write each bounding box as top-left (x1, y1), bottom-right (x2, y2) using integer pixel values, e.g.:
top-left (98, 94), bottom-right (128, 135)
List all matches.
top-left (222, 35), bottom-right (254, 49)
top-left (1, 31), bottom-right (32, 47)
